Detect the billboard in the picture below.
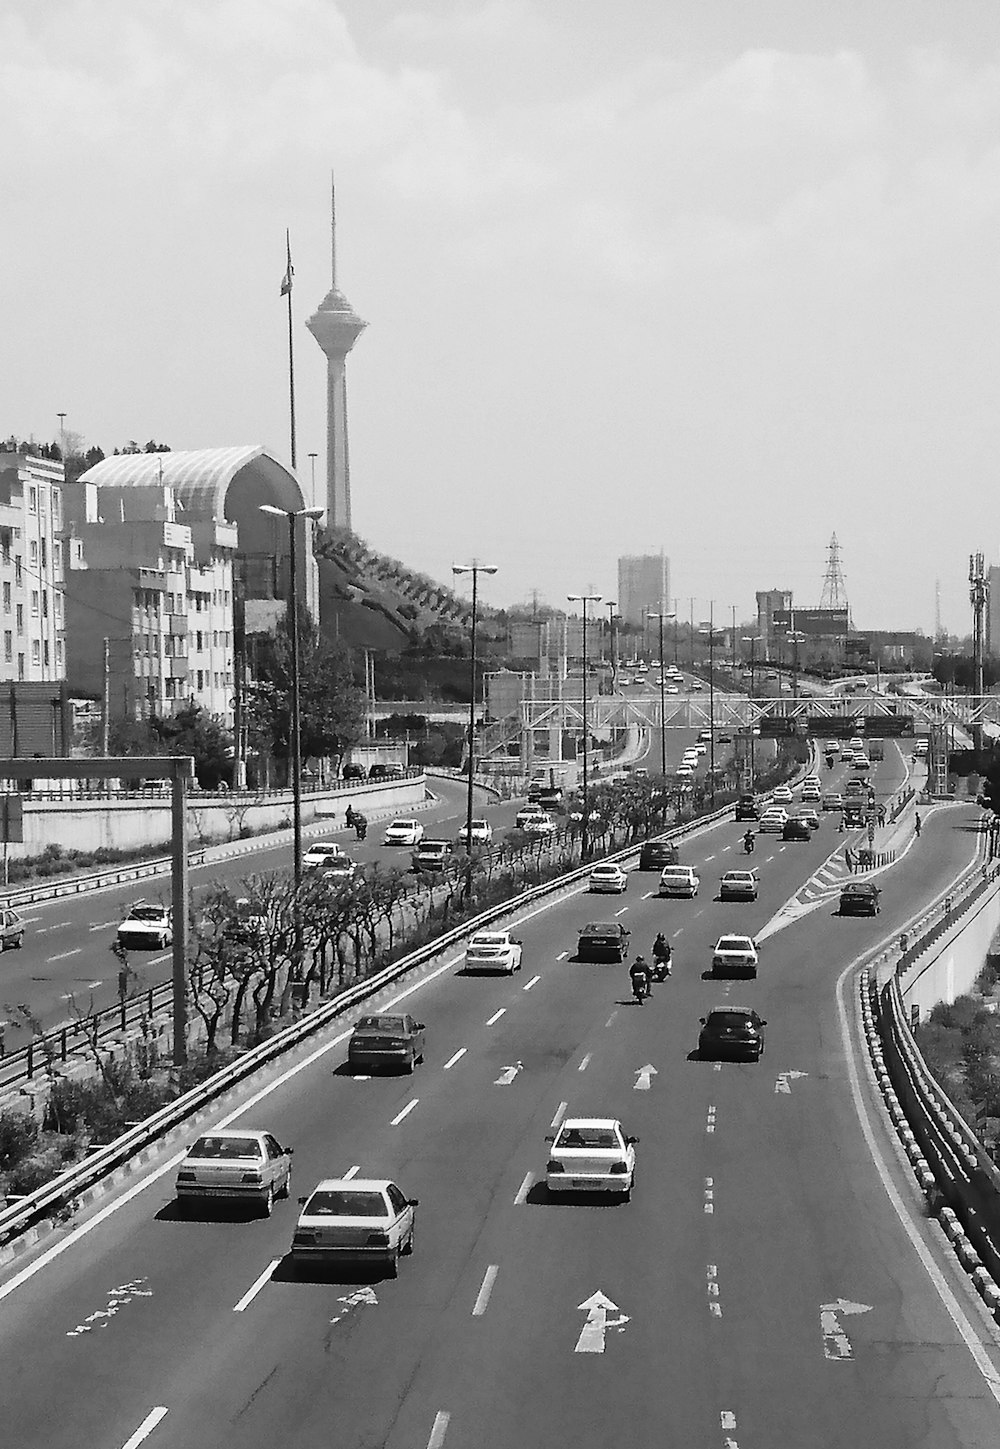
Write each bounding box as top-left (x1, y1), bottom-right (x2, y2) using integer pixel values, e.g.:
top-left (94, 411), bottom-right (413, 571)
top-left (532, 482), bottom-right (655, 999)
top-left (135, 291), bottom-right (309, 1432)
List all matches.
top-left (774, 608), bottom-right (849, 637)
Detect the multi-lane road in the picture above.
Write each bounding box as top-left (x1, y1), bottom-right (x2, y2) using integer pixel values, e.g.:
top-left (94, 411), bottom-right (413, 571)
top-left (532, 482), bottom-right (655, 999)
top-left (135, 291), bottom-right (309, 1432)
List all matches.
top-left (2, 742), bottom-right (1000, 1448)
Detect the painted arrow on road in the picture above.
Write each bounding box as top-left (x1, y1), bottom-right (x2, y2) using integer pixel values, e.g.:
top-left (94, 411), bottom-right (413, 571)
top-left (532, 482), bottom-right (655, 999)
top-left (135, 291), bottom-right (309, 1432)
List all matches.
top-left (774, 1070), bottom-right (809, 1094)
top-left (820, 1298), bottom-right (871, 1359)
top-left (634, 1064), bottom-right (658, 1091)
top-left (575, 1291), bottom-right (631, 1353)
top-left (330, 1285), bottom-right (378, 1325)
top-left (494, 1061), bottom-right (523, 1086)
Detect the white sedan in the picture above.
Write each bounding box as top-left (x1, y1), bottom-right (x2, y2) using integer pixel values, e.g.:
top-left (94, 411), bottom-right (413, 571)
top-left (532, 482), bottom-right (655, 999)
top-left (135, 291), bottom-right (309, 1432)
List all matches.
top-left (711, 934), bottom-right (759, 977)
top-left (457, 818), bottom-right (494, 847)
top-left (302, 841), bottom-right (347, 869)
top-left (522, 814), bottom-right (557, 836)
top-left (545, 1117), bottom-right (637, 1199)
top-left (117, 902), bottom-right (172, 950)
top-left (772, 785), bottom-right (793, 804)
top-left (464, 930), bottom-right (523, 974)
top-left (588, 864), bottom-right (628, 894)
top-left (383, 818), bottom-right (424, 847)
top-left (757, 808), bottom-right (788, 834)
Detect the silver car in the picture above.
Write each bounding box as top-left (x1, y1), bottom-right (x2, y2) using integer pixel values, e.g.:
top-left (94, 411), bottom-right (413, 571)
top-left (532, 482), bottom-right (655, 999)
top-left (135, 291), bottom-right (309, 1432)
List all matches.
top-left (175, 1129), bottom-right (293, 1216)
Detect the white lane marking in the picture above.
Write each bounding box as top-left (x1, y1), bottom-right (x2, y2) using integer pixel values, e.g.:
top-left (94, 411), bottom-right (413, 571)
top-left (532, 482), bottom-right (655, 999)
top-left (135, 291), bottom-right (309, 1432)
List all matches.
top-left (704, 854), bottom-right (716, 862)
top-left (707, 1264), bottom-right (721, 1316)
top-left (556, 951), bottom-right (568, 960)
top-left (605, 1011), bottom-right (618, 1027)
top-left (48, 949), bottom-right (82, 962)
top-left (90, 921), bottom-right (119, 931)
top-left (836, 953), bottom-right (1000, 1407)
top-left (19, 915), bottom-right (41, 924)
top-left (390, 1099), bottom-right (419, 1126)
top-left (579, 1053), bottom-right (591, 1072)
top-left (614, 906), bottom-right (628, 917)
top-left (551, 1101), bottom-right (568, 1129)
top-left (486, 1008), bottom-right (506, 1026)
top-left (121, 1407), bottom-right (169, 1449)
top-left (472, 1264), bottom-right (499, 1316)
top-left (704, 1176), bottom-right (714, 1214)
top-left (233, 1258), bottom-right (280, 1313)
top-left (706, 1104), bottom-right (717, 1134)
top-left (523, 974), bottom-right (541, 991)
top-left (148, 952), bottom-right (170, 965)
top-left (494, 1062), bottom-right (522, 1086)
top-left (721, 845), bottom-right (731, 853)
top-left (344, 1164), bottom-right (360, 1179)
top-left (514, 1171), bottom-right (533, 1205)
top-left (427, 1410), bottom-right (450, 1449)
top-left (443, 1048), bottom-right (466, 1070)
top-left (713, 1062), bottom-right (722, 1072)
top-left (721, 1408), bottom-right (738, 1447)
top-left (642, 890), bottom-right (656, 899)
top-left (34, 923), bottom-right (69, 934)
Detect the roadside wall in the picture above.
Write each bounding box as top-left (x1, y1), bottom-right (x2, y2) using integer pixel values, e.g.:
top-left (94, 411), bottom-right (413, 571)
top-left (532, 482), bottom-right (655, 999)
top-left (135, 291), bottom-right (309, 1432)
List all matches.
top-left (901, 871), bottom-right (1000, 1020)
top-left (9, 779), bottom-right (427, 858)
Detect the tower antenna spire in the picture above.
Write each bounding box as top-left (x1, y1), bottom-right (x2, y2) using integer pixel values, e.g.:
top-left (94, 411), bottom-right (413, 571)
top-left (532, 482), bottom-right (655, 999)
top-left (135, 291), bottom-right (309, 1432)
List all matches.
top-left (331, 171), bottom-right (337, 288)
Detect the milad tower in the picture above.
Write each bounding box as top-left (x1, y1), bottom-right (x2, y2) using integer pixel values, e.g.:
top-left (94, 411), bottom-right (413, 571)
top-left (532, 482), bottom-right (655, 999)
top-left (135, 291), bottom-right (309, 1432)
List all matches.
top-left (306, 176), bottom-right (367, 529)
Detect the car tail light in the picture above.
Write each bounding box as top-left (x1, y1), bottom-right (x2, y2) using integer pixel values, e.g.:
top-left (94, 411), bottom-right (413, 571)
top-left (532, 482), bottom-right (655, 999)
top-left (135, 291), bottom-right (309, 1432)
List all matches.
top-left (546, 1160), bottom-right (564, 1173)
top-left (177, 1169), bottom-right (196, 1182)
top-left (609, 1161), bottom-right (628, 1174)
top-left (292, 1230), bottom-right (316, 1245)
top-left (366, 1232), bottom-right (389, 1247)
top-left (241, 1172), bottom-right (262, 1184)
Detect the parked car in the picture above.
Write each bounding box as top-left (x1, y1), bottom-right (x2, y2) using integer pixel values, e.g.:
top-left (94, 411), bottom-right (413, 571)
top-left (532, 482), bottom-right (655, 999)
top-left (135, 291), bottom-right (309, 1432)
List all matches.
top-left (659, 865), bottom-right (699, 897)
top-left (341, 763), bottom-right (366, 781)
top-left (175, 1128), bottom-right (293, 1216)
top-left (368, 762), bottom-right (405, 781)
top-left (464, 930), bottom-right (523, 973)
top-left (577, 921), bottom-right (631, 961)
top-left (698, 1007), bottom-right (767, 1061)
top-left (719, 870), bottom-right (758, 901)
top-left (0, 908), bottom-right (24, 950)
top-left (840, 882), bottom-right (881, 916)
top-left (291, 1178), bottom-right (417, 1276)
top-left (638, 840), bottom-right (680, 871)
top-left (545, 1117), bottom-right (637, 1199)
top-left (711, 934), bottom-right (759, 977)
top-left (347, 1013), bottom-right (425, 1073)
top-left (117, 901), bottom-right (171, 950)
top-left (588, 864), bottom-right (628, 894)
top-left (383, 818), bottom-right (424, 847)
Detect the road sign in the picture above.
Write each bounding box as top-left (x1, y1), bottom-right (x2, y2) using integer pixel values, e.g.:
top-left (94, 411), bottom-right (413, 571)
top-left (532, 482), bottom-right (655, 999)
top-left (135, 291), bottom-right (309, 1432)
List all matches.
top-left (575, 1291), bottom-right (630, 1352)
top-left (0, 794), bottom-right (22, 843)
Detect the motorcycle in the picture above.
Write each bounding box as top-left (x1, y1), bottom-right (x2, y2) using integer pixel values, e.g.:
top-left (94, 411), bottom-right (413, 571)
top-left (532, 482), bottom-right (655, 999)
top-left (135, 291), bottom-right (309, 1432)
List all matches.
top-left (630, 972), bottom-right (651, 1004)
top-left (743, 834), bottom-right (755, 855)
top-left (650, 951), bottom-right (672, 982)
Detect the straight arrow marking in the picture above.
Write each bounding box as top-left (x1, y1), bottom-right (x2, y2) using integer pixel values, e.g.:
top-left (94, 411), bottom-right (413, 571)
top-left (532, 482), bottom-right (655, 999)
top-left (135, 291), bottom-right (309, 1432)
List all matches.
top-left (634, 1063), bottom-right (658, 1091)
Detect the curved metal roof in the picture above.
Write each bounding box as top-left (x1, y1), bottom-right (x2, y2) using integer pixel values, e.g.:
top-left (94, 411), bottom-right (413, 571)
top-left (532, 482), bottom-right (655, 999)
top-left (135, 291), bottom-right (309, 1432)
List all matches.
top-left (78, 446), bottom-right (305, 521)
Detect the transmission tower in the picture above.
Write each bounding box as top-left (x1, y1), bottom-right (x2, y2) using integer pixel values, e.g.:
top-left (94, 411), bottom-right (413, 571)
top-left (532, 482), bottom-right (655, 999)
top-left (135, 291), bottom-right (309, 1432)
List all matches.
top-left (819, 533), bottom-right (850, 620)
top-left (934, 578), bottom-right (945, 642)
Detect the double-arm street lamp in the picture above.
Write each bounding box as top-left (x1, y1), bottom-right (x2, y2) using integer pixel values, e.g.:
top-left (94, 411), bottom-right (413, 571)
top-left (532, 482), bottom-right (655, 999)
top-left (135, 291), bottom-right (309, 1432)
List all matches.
top-left (259, 502), bottom-right (324, 899)
top-left (604, 601), bottom-right (617, 687)
top-left (647, 609), bottom-right (677, 778)
top-left (787, 630), bottom-right (806, 702)
top-left (454, 561), bottom-right (498, 894)
top-left (568, 593), bottom-right (602, 861)
top-left (699, 608), bottom-right (720, 803)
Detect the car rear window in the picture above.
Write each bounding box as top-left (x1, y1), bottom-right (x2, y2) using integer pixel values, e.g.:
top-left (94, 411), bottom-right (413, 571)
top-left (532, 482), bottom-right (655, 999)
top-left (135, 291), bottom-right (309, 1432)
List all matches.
top-left (357, 1015), bottom-right (405, 1031)
top-left (708, 1012), bottom-right (752, 1027)
top-left (471, 934), bottom-right (507, 946)
top-left (556, 1127), bottom-right (619, 1150)
top-left (190, 1136), bottom-right (262, 1160)
top-left (304, 1190), bottom-right (389, 1217)
top-left (716, 938), bottom-right (751, 951)
top-left (583, 923), bottom-right (617, 934)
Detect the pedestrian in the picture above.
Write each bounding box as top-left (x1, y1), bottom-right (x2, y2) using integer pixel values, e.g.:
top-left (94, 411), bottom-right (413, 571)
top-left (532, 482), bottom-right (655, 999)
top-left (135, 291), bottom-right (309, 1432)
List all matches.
top-left (838, 813), bottom-right (845, 833)
top-left (914, 813), bottom-right (922, 839)
top-left (844, 847), bottom-right (854, 874)
top-left (878, 805), bottom-right (886, 827)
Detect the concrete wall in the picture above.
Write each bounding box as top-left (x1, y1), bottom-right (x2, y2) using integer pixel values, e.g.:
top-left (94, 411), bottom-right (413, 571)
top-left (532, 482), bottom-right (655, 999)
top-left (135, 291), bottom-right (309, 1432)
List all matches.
top-left (902, 874), bottom-right (1000, 1020)
top-left (8, 778), bottom-right (426, 858)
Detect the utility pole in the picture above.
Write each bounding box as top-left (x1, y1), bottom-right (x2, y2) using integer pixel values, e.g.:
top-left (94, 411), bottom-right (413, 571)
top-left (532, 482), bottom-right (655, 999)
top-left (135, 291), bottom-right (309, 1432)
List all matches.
top-left (970, 553), bottom-right (987, 753)
top-left (101, 638), bottom-right (110, 756)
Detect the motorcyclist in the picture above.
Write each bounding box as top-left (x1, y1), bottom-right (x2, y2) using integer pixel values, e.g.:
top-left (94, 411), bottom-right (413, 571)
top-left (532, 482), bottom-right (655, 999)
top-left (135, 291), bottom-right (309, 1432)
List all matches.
top-left (743, 829), bottom-right (755, 854)
top-left (345, 803), bottom-right (357, 830)
top-left (651, 932), bottom-right (672, 979)
top-left (354, 812), bottom-right (368, 841)
top-left (629, 955), bottom-right (651, 1004)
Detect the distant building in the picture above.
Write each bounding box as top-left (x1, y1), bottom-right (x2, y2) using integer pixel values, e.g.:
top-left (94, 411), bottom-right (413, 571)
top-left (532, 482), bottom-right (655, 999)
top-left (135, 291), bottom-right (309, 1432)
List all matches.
top-left (755, 589), bottom-right (793, 658)
top-left (0, 451), bottom-right (67, 683)
top-left (618, 553), bottom-right (669, 627)
top-left (507, 617), bottom-right (602, 665)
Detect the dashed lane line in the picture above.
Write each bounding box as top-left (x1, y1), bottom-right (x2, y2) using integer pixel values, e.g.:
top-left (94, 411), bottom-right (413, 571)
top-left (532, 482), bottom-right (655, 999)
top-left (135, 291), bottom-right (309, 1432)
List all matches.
top-left (551, 1101), bottom-right (568, 1129)
top-left (390, 1099), bottom-right (419, 1127)
top-left (443, 1048), bottom-right (466, 1070)
top-left (523, 974), bottom-right (541, 991)
top-left (233, 1259), bottom-right (280, 1313)
top-left (514, 1172), bottom-right (533, 1205)
top-left (579, 1053), bottom-right (591, 1072)
top-left (472, 1265), bottom-right (499, 1316)
top-left (486, 1008), bottom-right (506, 1026)
top-left (427, 1411), bottom-right (451, 1449)
top-left (48, 949), bottom-right (82, 962)
top-left (121, 1407), bottom-right (169, 1449)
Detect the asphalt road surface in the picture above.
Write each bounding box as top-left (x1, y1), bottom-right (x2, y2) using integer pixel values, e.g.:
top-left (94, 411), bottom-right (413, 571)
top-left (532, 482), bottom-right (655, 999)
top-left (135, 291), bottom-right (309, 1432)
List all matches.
top-left (2, 745), bottom-right (998, 1448)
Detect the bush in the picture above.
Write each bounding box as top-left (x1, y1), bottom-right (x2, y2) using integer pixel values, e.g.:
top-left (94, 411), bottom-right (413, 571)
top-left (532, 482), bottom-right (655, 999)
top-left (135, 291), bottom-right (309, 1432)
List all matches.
top-left (0, 1110), bottom-right (38, 1172)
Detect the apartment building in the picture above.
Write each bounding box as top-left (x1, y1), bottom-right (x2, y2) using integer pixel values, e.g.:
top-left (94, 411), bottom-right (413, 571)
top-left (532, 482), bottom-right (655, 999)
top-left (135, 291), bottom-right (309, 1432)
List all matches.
top-left (618, 553), bottom-right (670, 627)
top-left (0, 452), bottom-right (67, 682)
top-left (62, 478), bottom-right (237, 727)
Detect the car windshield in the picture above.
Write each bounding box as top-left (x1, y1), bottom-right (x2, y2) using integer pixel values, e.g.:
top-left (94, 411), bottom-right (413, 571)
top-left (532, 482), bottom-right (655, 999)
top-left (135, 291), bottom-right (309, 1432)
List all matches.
top-left (357, 1016), bottom-right (406, 1031)
top-left (470, 820), bottom-right (488, 829)
top-left (304, 1190), bottom-right (389, 1218)
top-left (708, 1012), bottom-right (753, 1028)
top-left (390, 820), bottom-right (415, 829)
top-left (190, 1136), bottom-right (262, 1160)
top-left (129, 906), bottom-right (164, 921)
top-left (556, 1127), bottom-right (620, 1150)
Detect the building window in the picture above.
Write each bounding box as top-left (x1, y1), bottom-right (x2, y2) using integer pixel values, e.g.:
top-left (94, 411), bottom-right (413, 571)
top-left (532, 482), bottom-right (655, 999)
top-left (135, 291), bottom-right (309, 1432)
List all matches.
top-left (40, 538), bottom-right (47, 569)
top-left (43, 640), bottom-right (49, 667)
top-left (14, 556), bottom-right (21, 586)
top-left (55, 594), bottom-right (62, 623)
top-left (2, 584), bottom-right (9, 614)
top-left (30, 591), bottom-right (38, 618)
top-left (28, 487), bottom-right (37, 514)
top-left (56, 639), bottom-right (63, 668)
top-left (3, 632), bottom-right (10, 663)
top-left (29, 541), bottom-right (37, 567)
top-left (31, 640), bottom-right (39, 666)
top-left (74, 541), bottom-right (83, 565)
top-left (17, 654), bottom-right (24, 681)
top-left (15, 604), bottom-right (23, 636)
top-left (42, 591), bottom-right (48, 619)
top-left (196, 631), bottom-right (203, 651)
top-left (51, 489), bottom-right (61, 528)
top-left (196, 670), bottom-right (204, 690)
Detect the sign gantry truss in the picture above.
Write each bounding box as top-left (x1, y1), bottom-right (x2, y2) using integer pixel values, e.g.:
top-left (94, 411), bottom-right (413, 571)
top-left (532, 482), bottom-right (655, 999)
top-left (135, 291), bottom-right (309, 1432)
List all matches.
top-left (517, 694), bottom-right (1000, 733)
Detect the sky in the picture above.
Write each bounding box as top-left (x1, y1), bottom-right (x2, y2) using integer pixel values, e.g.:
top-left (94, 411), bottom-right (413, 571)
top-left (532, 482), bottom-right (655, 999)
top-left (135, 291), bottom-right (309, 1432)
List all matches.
top-left (3, 0), bottom-right (1000, 634)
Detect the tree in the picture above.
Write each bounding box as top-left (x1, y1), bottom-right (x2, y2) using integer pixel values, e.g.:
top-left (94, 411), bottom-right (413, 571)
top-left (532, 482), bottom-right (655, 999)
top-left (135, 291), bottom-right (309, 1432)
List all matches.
top-left (246, 608), bottom-right (365, 766)
top-left (150, 703), bottom-right (233, 789)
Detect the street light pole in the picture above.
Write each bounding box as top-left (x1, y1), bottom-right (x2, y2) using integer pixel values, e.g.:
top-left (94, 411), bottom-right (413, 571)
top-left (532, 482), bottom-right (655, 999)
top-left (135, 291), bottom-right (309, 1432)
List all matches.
top-left (454, 562), bottom-right (498, 894)
top-left (568, 593), bottom-right (602, 862)
top-left (605, 601), bottom-right (617, 687)
top-left (788, 631), bottom-right (806, 703)
top-left (648, 609), bottom-right (677, 778)
top-left (700, 605), bottom-right (717, 804)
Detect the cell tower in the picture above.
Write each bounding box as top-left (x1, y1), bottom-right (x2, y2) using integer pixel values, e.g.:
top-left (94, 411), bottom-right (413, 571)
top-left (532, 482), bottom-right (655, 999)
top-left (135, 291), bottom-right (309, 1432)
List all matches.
top-left (934, 578), bottom-right (945, 642)
top-left (819, 532), bottom-right (850, 618)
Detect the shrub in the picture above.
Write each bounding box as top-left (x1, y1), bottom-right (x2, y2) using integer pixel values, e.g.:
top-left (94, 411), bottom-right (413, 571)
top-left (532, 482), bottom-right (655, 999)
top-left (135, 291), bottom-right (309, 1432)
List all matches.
top-left (0, 1110), bottom-right (38, 1172)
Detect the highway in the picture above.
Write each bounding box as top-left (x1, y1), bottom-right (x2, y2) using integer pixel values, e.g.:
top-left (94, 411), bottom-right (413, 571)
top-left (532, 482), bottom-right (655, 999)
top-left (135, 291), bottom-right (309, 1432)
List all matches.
top-left (2, 744), bottom-right (999, 1448)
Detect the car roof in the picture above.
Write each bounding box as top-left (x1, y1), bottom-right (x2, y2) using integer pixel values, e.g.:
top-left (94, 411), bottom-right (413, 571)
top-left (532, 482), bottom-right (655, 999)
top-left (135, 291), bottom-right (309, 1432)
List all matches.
top-left (716, 935), bottom-right (754, 946)
top-left (558, 1116), bottom-right (621, 1129)
top-left (707, 1005), bottom-right (756, 1016)
top-left (192, 1127), bottom-right (269, 1142)
top-left (310, 1177), bottom-right (393, 1193)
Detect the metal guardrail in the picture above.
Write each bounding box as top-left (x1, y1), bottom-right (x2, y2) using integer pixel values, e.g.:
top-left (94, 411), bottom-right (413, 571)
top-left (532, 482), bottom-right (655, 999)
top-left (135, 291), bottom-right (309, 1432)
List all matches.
top-left (0, 799), bottom-right (736, 1248)
top-left (12, 769), bottom-right (423, 804)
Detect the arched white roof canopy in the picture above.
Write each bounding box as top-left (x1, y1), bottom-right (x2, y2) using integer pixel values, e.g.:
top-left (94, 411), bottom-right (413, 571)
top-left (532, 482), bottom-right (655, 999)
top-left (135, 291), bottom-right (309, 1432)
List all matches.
top-left (77, 446), bottom-right (307, 521)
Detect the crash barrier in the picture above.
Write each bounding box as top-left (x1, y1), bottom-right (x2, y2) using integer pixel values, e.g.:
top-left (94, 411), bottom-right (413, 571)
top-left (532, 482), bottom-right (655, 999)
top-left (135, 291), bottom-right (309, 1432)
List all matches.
top-left (870, 970), bottom-right (1000, 1313)
top-left (0, 776), bottom-right (428, 910)
top-left (0, 798), bottom-right (737, 1252)
top-left (889, 787), bottom-right (914, 824)
top-left (895, 863), bottom-right (1000, 984)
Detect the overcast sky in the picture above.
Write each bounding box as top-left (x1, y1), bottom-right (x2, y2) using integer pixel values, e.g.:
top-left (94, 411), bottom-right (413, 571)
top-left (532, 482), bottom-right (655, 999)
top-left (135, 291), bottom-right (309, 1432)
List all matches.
top-left (4, 0), bottom-right (999, 634)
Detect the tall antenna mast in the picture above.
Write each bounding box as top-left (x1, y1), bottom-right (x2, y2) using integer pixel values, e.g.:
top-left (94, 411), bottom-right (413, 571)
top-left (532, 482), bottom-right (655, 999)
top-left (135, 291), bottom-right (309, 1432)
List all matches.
top-left (331, 171), bottom-right (337, 287)
top-left (819, 532), bottom-right (850, 621)
top-left (934, 578), bottom-right (944, 642)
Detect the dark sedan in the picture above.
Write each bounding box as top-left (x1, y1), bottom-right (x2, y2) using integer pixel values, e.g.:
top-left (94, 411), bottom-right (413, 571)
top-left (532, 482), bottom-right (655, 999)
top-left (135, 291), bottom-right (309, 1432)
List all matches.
top-left (782, 818), bottom-right (812, 842)
top-left (840, 882), bottom-right (881, 917)
top-left (637, 840), bottom-right (679, 871)
top-left (577, 921), bottom-right (631, 961)
top-left (698, 1007), bottom-right (766, 1062)
top-left (347, 1014), bottom-right (426, 1074)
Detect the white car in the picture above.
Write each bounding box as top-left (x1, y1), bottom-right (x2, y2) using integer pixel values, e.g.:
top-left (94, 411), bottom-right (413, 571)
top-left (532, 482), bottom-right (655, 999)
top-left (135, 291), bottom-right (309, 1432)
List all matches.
top-left (772, 785), bottom-right (793, 804)
top-left (464, 930), bottom-right (523, 974)
top-left (758, 808), bottom-right (788, 834)
top-left (659, 864), bottom-right (699, 897)
top-left (291, 1178), bottom-right (417, 1275)
top-left (676, 765), bottom-right (694, 780)
top-left (666, 684), bottom-right (680, 694)
top-left (117, 901), bottom-right (171, 950)
top-left (712, 934), bottom-right (759, 977)
top-left (801, 783), bottom-right (821, 802)
top-left (457, 818), bottom-right (493, 847)
top-left (302, 841), bottom-right (348, 870)
top-left (523, 814), bottom-right (556, 836)
top-left (546, 1117), bottom-right (637, 1199)
top-left (383, 818), bottom-right (424, 847)
top-left (175, 1128), bottom-right (293, 1216)
top-left (589, 864), bottom-right (628, 894)
top-left (719, 870), bottom-right (758, 901)
top-left (516, 804), bottom-right (547, 828)
top-left (695, 742), bottom-right (708, 757)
